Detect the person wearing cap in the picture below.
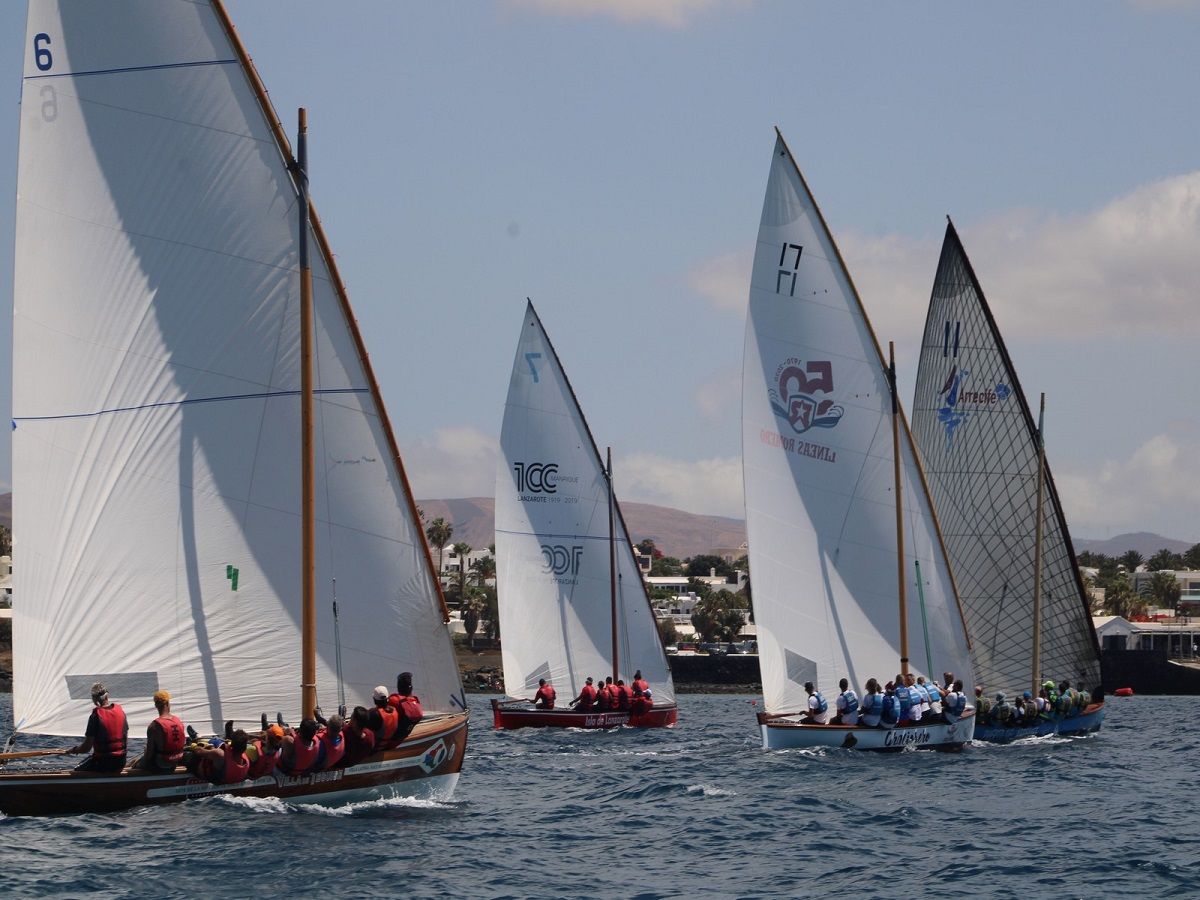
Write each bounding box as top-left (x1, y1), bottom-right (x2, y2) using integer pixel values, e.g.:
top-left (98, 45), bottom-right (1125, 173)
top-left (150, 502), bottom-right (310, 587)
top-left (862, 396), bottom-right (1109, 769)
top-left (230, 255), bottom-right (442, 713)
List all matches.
top-left (246, 724), bottom-right (285, 778)
top-left (69, 682), bottom-right (128, 772)
top-left (990, 692), bottom-right (1014, 726)
top-left (371, 685), bottom-right (402, 749)
top-left (570, 677), bottom-right (597, 711)
top-left (133, 689), bottom-right (186, 772)
top-left (388, 671), bottom-right (424, 742)
top-left (531, 678), bottom-right (556, 710)
top-left (799, 681), bottom-right (829, 724)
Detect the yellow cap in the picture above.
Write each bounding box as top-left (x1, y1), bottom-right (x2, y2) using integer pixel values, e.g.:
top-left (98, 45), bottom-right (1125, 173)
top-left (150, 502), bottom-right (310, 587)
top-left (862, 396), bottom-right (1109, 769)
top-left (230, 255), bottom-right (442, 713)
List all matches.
top-left (153, 690), bottom-right (171, 704)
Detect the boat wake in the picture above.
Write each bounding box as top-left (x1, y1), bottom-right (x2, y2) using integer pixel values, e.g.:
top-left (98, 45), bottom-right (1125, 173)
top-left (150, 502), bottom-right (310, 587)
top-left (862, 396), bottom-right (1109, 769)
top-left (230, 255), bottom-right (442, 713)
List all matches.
top-left (206, 793), bottom-right (460, 817)
top-left (686, 783), bottom-right (736, 798)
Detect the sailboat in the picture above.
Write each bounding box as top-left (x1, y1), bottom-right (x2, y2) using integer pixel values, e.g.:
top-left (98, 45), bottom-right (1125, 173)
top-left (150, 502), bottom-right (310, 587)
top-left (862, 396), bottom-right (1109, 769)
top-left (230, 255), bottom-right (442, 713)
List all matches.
top-left (490, 302), bottom-right (678, 729)
top-left (744, 132), bottom-right (976, 751)
top-left (0, 0), bottom-right (467, 816)
top-left (910, 220), bottom-right (1104, 741)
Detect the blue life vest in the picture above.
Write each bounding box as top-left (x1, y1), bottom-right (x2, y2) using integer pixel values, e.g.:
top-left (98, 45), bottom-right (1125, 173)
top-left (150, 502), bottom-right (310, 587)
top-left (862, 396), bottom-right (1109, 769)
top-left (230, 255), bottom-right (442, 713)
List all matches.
top-left (946, 692), bottom-right (967, 717)
top-left (925, 683), bottom-right (942, 703)
top-left (880, 694), bottom-right (900, 725)
top-left (861, 691), bottom-right (882, 716)
top-left (894, 685), bottom-right (912, 713)
top-left (812, 692), bottom-right (828, 714)
top-left (912, 683), bottom-right (929, 705)
top-left (839, 690), bottom-right (859, 715)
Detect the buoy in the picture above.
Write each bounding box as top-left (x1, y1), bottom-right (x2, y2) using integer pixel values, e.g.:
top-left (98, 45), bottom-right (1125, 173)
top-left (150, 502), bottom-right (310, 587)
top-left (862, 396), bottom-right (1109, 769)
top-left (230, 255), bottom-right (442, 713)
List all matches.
top-left (1114, 687), bottom-right (1134, 697)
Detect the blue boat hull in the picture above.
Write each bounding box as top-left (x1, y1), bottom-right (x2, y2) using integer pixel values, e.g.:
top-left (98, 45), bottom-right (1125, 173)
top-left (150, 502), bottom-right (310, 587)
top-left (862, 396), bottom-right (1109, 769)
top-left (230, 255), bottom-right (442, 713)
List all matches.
top-left (973, 702), bottom-right (1105, 743)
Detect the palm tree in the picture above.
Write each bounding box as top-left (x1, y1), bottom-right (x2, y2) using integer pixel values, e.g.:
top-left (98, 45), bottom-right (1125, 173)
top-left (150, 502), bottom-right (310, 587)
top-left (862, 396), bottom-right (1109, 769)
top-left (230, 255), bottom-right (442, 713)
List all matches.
top-left (1118, 550), bottom-right (1144, 573)
top-left (470, 554), bottom-right (496, 587)
top-left (461, 586), bottom-right (484, 649)
top-left (1104, 574), bottom-right (1145, 619)
top-left (452, 541), bottom-right (472, 601)
top-left (1142, 571), bottom-right (1182, 609)
top-left (425, 517), bottom-right (453, 576)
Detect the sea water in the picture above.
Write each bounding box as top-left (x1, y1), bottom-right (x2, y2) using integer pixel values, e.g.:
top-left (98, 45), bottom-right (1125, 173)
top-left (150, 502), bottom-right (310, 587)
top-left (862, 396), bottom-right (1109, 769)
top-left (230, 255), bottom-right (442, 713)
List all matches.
top-left (0, 693), bottom-right (1194, 898)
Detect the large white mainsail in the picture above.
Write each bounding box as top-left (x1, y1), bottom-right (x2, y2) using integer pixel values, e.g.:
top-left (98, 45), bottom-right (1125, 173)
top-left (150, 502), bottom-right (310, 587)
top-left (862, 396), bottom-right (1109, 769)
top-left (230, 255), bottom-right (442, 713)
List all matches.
top-left (742, 133), bottom-right (973, 715)
top-left (910, 220), bottom-right (1102, 697)
top-left (495, 302), bottom-right (674, 705)
top-left (12, 0), bottom-right (462, 737)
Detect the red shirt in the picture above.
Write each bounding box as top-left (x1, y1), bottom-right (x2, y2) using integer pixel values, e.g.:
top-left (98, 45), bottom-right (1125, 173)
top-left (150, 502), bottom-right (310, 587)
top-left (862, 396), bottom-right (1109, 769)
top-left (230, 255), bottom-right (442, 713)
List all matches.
top-left (534, 685), bottom-right (556, 708)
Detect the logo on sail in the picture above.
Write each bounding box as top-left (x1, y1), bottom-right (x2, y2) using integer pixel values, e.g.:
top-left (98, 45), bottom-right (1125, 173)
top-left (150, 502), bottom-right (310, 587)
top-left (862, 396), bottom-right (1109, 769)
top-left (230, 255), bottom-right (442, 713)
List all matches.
top-left (937, 321), bottom-right (1011, 450)
top-left (541, 544), bottom-right (584, 583)
top-left (514, 461), bottom-right (558, 494)
top-left (769, 358), bottom-right (844, 434)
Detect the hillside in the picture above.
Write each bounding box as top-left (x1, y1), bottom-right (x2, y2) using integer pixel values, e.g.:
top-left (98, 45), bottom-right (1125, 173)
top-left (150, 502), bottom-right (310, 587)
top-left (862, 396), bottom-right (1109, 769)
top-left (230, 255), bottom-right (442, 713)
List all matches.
top-left (0, 492), bottom-right (9, 530)
top-left (1073, 532), bottom-right (1194, 559)
top-left (419, 497), bottom-right (745, 560)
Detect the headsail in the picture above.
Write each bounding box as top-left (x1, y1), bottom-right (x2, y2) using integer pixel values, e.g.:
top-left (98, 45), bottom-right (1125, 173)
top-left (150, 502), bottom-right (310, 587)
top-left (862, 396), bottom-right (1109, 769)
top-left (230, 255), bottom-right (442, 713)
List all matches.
top-left (742, 133), bottom-right (973, 714)
top-left (910, 220), bottom-right (1102, 697)
top-left (495, 302), bottom-right (675, 704)
top-left (12, 0), bottom-right (461, 736)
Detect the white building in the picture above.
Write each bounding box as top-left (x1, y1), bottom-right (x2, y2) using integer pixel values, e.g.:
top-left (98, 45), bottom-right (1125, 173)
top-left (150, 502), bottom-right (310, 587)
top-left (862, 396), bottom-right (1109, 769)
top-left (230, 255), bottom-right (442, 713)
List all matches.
top-left (1094, 615), bottom-right (1200, 658)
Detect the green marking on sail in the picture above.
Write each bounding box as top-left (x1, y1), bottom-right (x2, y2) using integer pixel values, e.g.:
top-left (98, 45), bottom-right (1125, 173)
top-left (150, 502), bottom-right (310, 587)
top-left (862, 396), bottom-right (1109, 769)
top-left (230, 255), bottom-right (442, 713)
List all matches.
top-left (226, 565), bottom-right (239, 592)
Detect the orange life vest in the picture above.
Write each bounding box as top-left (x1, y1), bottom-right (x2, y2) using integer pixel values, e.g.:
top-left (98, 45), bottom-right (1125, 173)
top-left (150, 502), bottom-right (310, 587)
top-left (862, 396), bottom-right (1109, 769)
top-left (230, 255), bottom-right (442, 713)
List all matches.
top-left (317, 729), bottom-right (345, 770)
top-left (92, 704), bottom-right (127, 757)
top-left (376, 705), bottom-right (400, 745)
top-left (389, 692), bottom-right (424, 723)
top-left (286, 735), bottom-right (321, 775)
top-left (246, 740), bottom-right (278, 778)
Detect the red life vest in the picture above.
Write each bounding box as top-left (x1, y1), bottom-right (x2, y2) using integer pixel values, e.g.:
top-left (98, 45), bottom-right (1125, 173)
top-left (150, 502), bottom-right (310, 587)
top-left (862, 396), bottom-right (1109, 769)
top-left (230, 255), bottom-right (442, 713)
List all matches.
top-left (92, 704), bottom-right (127, 757)
top-left (200, 743), bottom-right (250, 784)
top-left (577, 684), bottom-right (597, 709)
top-left (389, 693), bottom-right (424, 723)
top-left (286, 736), bottom-right (321, 775)
top-left (152, 714), bottom-right (185, 767)
top-left (246, 740), bottom-right (278, 778)
top-left (595, 686), bottom-right (611, 710)
top-left (617, 684), bottom-right (633, 710)
top-left (343, 726), bottom-right (376, 767)
top-left (317, 729), bottom-right (345, 770)
top-left (535, 685), bottom-right (556, 709)
top-left (376, 705), bottom-right (400, 745)
top-left (632, 678), bottom-right (649, 696)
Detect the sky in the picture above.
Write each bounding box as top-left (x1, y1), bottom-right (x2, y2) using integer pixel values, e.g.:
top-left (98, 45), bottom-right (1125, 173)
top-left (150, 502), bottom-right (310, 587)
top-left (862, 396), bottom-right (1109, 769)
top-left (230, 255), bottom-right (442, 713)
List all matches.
top-left (0, 0), bottom-right (1197, 542)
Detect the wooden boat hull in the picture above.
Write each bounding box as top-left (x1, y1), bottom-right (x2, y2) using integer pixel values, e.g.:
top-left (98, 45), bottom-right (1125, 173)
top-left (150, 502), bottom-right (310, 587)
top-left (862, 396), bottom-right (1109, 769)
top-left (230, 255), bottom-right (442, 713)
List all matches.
top-left (757, 710), bottom-right (976, 751)
top-left (0, 713), bottom-right (468, 818)
top-left (973, 701), bottom-right (1105, 743)
top-left (491, 699), bottom-right (677, 730)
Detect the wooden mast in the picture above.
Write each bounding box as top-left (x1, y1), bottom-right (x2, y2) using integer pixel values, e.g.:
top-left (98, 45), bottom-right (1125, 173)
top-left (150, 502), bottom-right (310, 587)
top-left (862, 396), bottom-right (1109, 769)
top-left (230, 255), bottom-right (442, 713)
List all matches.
top-left (889, 342), bottom-right (910, 678)
top-left (607, 447), bottom-right (619, 683)
top-left (1031, 393), bottom-right (1047, 699)
top-left (297, 108), bottom-right (317, 721)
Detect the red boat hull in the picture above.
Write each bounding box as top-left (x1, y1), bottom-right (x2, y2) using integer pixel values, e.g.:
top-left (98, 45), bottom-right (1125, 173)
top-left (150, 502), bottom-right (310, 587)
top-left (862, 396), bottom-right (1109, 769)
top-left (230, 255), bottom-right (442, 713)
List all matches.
top-left (0, 713), bottom-right (468, 818)
top-left (491, 699), bottom-right (678, 730)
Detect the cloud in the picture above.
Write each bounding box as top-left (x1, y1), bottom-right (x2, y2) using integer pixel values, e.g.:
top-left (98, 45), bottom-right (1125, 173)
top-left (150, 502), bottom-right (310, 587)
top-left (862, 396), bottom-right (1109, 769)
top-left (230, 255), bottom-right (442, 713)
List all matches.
top-left (692, 363), bottom-right (742, 426)
top-left (616, 453), bottom-right (743, 518)
top-left (401, 426), bottom-right (500, 499)
top-left (688, 248), bottom-right (752, 313)
top-left (693, 171), bottom-right (1200, 343)
top-left (506, 0), bottom-right (725, 27)
top-left (1056, 430), bottom-right (1200, 542)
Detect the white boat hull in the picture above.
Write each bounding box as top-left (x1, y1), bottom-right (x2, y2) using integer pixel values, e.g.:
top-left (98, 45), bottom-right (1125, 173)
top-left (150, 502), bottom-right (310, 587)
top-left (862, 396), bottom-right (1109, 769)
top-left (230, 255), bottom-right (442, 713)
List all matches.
top-left (758, 711), bottom-right (976, 751)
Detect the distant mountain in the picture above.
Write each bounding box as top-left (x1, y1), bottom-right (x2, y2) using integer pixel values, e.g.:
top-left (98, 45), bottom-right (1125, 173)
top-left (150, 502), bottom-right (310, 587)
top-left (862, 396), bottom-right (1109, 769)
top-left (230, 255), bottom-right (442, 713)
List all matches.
top-left (0, 492), bottom-right (9, 530)
top-left (418, 497), bottom-right (746, 561)
top-left (1074, 532), bottom-right (1194, 559)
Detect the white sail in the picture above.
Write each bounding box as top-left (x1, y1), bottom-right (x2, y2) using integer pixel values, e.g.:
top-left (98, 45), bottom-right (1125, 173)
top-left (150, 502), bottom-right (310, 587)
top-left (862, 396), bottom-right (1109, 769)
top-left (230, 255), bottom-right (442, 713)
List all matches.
top-left (495, 302), bottom-right (675, 705)
top-left (742, 133), bottom-right (973, 715)
top-left (910, 221), bottom-right (1102, 697)
top-left (12, 0), bottom-right (462, 736)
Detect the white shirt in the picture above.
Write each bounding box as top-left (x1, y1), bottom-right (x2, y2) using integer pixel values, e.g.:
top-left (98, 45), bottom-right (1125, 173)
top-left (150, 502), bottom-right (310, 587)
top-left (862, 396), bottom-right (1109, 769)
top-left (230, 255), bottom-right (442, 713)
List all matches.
top-left (807, 693), bottom-right (829, 724)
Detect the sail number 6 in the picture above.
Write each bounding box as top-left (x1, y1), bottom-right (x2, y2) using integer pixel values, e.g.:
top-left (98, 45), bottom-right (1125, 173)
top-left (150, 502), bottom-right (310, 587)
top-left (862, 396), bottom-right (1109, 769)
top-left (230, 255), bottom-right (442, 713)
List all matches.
top-left (34, 33), bottom-right (53, 72)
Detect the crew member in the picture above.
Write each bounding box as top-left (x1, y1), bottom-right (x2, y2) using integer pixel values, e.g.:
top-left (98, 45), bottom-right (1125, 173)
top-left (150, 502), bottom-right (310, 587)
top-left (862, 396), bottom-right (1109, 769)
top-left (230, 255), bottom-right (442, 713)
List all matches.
top-left (388, 672), bottom-right (424, 742)
top-left (858, 678), bottom-right (884, 728)
top-left (571, 677), bottom-right (597, 711)
top-left (894, 675), bottom-right (916, 724)
top-left (879, 682), bottom-right (900, 730)
top-left (133, 689), bottom-right (186, 773)
top-left (279, 719), bottom-right (322, 776)
top-left (531, 678), bottom-right (556, 710)
top-left (990, 692), bottom-right (1014, 726)
top-left (942, 679), bottom-right (967, 724)
top-left (342, 706), bottom-right (377, 767)
top-left (630, 670), bottom-right (651, 715)
top-left (193, 729), bottom-right (251, 784)
top-left (372, 685), bottom-right (401, 748)
top-left (594, 677), bottom-right (612, 711)
top-left (800, 681), bottom-right (829, 725)
top-left (974, 686), bottom-right (992, 721)
top-left (246, 724), bottom-right (285, 778)
top-left (69, 682), bottom-right (128, 773)
top-left (833, 678), bottom-right (859, 725)
top-left (615, 679), bottom-right (633, 711)
top-left (315, 714), bottom-right (346, 770)
top-left (919, 676), bottom-right (942, 718)
top-left (909, 676), bottom-right (929, 722)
